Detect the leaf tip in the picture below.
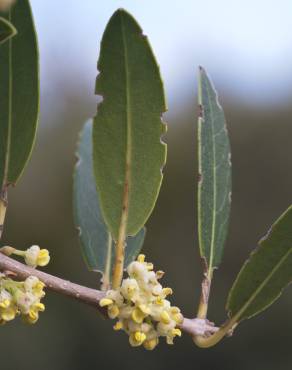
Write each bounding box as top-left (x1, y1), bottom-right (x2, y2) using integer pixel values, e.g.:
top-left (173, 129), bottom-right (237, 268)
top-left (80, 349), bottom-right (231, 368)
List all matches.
top-left (111, 8), bottom-right (136, 23)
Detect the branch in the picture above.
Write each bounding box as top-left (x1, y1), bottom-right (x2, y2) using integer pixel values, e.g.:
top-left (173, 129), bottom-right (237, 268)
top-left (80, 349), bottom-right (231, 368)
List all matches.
top-left (0, 252), bottom-right (105, 308)
top-left (0, 252), bottom-right (221, 339)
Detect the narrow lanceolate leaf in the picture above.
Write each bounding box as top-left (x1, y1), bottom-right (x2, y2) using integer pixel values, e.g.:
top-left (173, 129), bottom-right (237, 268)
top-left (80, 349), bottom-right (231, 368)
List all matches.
top-left (197, 67), bottom-right (231, 273)
top-left (74, 121), bottom-right (146, 284)
top-left (0, 17), bottom-right (16, 45)
top-left (0, 0), bottom-right (39, 189)
top-left (227, 206), bottom-right (292, 323)
top-left (93, 9), bottom-right (167, 240)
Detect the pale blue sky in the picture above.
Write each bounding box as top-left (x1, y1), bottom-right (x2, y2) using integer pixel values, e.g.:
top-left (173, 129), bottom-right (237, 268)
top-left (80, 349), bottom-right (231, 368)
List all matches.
top-left (30, 0), bottom-right (292, 110)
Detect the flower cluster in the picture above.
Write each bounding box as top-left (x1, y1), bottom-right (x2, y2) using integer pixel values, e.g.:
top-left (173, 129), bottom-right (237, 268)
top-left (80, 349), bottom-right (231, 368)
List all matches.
top-left (100, 255), bottom-right (183, 350)
top-left (0, 275), bottom-right (46, 325)
top-left (0, 245), bottom-right (50, 325)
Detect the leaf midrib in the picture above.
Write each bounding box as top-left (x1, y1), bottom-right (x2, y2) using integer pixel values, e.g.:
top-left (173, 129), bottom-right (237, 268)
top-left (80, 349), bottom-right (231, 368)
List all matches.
top-left (206, 79), bottom-right (217, 274)
top-left (118, 12), bottom-right (132, 237)
top-left (199, 74), bottom-right (218, 274)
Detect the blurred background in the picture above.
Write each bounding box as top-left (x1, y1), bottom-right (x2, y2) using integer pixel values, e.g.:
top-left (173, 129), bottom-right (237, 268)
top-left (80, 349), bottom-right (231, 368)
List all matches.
top-left (1, 0), bottom-right (292, 369)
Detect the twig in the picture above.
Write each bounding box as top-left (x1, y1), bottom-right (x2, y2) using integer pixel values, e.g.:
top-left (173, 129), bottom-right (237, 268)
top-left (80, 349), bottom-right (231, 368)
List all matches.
top-left (0, 251), bottom-right (223, 339)
top-left (180, 317), bottom-right (219, 336)
top-left (0, 252), bottom-right (105, 308)
top-left (196, 258), bottom-right (212, 319)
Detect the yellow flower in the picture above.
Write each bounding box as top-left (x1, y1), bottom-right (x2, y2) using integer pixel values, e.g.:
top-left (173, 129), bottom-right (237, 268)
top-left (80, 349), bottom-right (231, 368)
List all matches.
top-left (129, 331), bottom-right (147, 347)
top-left (1, 306), bottom-right (17, 322)
top-left (24, 303), bottom-right (45, 324)
top-left (131, 307), bottom-right (146, 324)
top-left (0, 274), bottom-right (47, 325)
top-left (23, 311), bottom-right (38, 324)
top-left (143, 337), bottom-right (159, 350)
top-left (138, 304), bottom-right (151, 315)
top-left (37, 249), bottom-right (50, 267)
top-left (120, 278), bottom-right (139, 300)
top-left (172, 328), bottom-right (182, 337)
top-left (108, 304), bottom-right (119, 319)
top-left (137, 254), bottom-right (145, 263)
top-left (113, 321), bottom-right (123, 331)
top-left (160, 311), bottom-right (171, 324)
top-left (24, 246), bottom-right (50, 267)
top-left (24, 276), bottom-right (46, 298)
top-left (0, 299), bottom-right (10, 309)
top-left (34, 302), bottom-right (45, 312)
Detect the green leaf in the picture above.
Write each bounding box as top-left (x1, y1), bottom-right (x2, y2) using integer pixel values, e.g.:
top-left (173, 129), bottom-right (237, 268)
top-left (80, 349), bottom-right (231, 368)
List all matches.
top-left (227, 205), bottom-right (292, 323)
top-left (93, 9), bottom-right (167, 240)
top-left (0, 17), bottom-right (17, 45)
top-left (74, 120), bottom-right (146, 285)
top-left (197, 67), bottom-right (231, 273)
top-left (0, 0), bottom-right (39, 189)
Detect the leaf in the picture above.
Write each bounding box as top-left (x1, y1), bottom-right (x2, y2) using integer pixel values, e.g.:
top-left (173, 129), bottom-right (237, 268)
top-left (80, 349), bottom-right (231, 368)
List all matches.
top-left (0, 16), bottom-right (16, 45)
top-left (227, 205), bottom-right (292, 323)
top-left (93, 9), bottom-right (167, 240)
top-left (73, 120), bottom-right (146, 285)
top-left (197, 67), bottom-right (231, 273)
top-left (0, 0), bottom-right (39, 189)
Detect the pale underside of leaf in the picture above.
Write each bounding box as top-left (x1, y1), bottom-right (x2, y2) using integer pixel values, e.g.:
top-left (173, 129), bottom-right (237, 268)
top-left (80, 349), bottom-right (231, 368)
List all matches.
top-left (73, 121), bottom-right (145, 284)
top-left (0, 0), bottom-right (39, 189)
top-left (227, 205), bottom-right (292, 322)
top-left (197, 67), bottom-right (231, 273)
top-left (93, 9), bottom-right (167, 241)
